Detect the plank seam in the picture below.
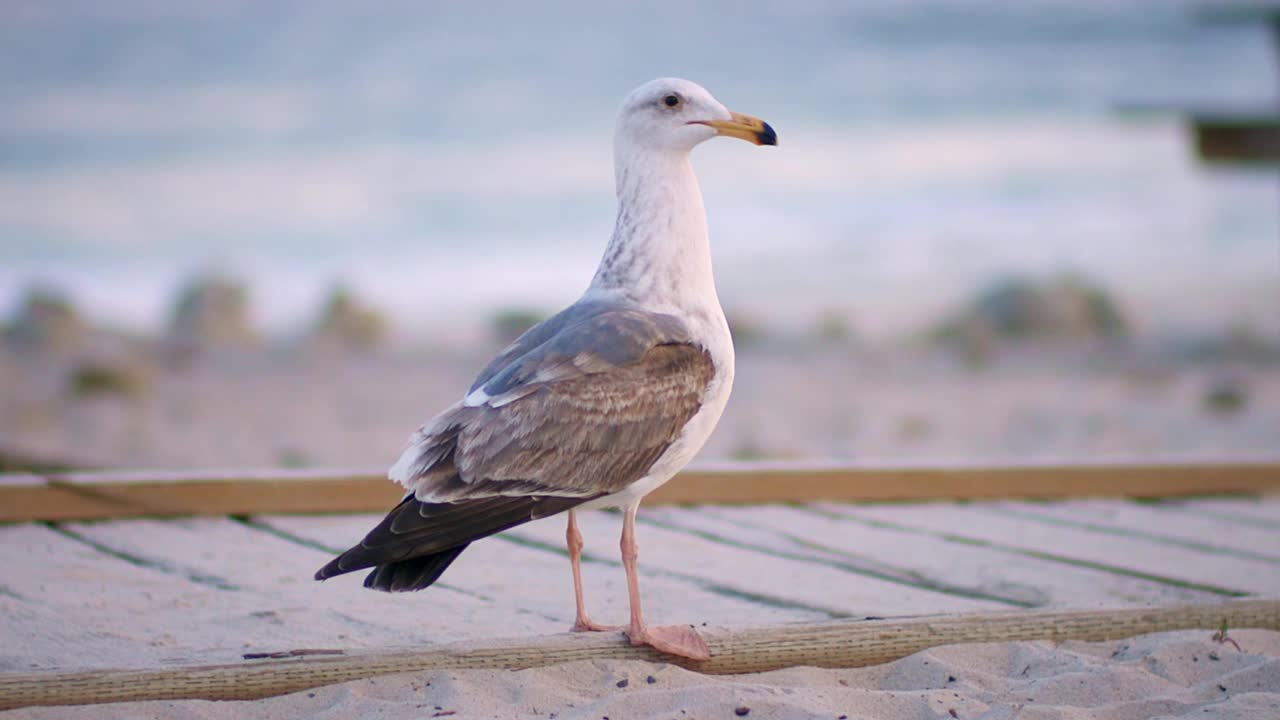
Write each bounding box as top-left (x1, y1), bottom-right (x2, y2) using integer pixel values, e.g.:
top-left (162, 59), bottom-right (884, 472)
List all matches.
top-left (1167, 505), bottom-right (1280, 532)
top-left (45, 522), bottom-right (241, 592)
top-left (234, 517), bottom-right (507, 607)
top-left (982, 505), bottom-right (1280, 565)
top-left (247, 515), bottom-right (835, 622)
top-left (802, 506), bottom-right (1251, 598)
top-left (498, 530), bottom-right (846, 619)
top-left (61, 517), bottom-right (519, 641)
top-left (638, 513), bottom-right (1033, 608)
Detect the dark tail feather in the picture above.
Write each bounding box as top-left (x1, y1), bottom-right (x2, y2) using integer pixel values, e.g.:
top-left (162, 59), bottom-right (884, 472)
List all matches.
top-left (362, 543), bottom-right (470, 592)
top-left (313, 491), bottom-right (592, 591)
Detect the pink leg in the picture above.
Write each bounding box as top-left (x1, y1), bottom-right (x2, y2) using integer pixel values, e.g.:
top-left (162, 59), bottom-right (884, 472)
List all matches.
top-left (567, 510), bottom-right (618, 633)
top-left (620, 503), bottom-right (710, 661)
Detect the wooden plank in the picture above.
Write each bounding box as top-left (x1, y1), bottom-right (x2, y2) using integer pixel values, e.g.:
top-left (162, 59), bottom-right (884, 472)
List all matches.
top-left (662, 460), bottom-right (1280, 506)
top-left (509, 509), bottom-right (1003, 617)
top-left (0, 523), bottom-right (248, 671)
top-left (825, 502), bottom-right (1280, 596)
top-left (647, 504), bottom-right (1225, 608)
top-left (3, 458), bottom-right (1279, 522)
top-left (2, 598), bottom-right (1276, 710)
top-left (64, 518), bottom-right (559, 658)
top-left (1174, 497), bottom-right (1280, 528)
top-left (988, 499), bottom-right (1280, 562)
top-left (262, 513), bottom-right (829, 629)
top-left (0, 473), bottom-right (137, 524)
top-left (0, 468), bottom-right (402, 523)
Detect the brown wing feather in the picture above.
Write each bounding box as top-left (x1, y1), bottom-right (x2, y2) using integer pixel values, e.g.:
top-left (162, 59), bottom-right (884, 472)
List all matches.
top-left (314, 341), bottom-right (715, 591)
top-left (454, 343), bottom-right (715, 496)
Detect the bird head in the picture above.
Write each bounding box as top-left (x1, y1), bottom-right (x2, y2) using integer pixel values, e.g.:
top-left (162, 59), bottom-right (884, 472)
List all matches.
top-left (614, 78), bottom-right (777, 154)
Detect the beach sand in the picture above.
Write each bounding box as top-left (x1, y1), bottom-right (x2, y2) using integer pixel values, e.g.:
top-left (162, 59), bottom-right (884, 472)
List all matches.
top-left (7, 629), bottom-right (1278, 719)
top-left (4, 343), bottom-right (1279, 470)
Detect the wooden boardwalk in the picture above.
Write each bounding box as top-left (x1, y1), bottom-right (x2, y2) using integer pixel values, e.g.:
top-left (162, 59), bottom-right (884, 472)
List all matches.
top-left (3, 491), bottom-right (1278, 678)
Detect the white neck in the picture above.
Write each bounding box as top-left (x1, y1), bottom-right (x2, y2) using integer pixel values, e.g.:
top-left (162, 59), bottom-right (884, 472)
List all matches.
top-left (588, 146), bottom-right (720, 317)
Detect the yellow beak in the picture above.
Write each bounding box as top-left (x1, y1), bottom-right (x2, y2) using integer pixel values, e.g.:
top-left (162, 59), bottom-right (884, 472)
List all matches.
top-left (698, 111), bottom-right (778, 146)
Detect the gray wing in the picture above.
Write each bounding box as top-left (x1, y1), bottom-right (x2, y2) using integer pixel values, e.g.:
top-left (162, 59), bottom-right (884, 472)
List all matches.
top-left (467, 298), bottom-right (681, 398)
top-left (390, 302), bottom-right (716, 501)
top-left (314, 302), bottom-right (715, 590)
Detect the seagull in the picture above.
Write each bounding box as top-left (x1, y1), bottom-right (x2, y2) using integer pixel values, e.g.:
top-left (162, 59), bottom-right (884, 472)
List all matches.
top-left (315, 77), bottom-right (776, 660)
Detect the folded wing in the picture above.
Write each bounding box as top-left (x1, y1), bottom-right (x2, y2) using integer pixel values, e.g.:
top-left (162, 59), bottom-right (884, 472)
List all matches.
top-left (315, 303), bottom-right (715, 591)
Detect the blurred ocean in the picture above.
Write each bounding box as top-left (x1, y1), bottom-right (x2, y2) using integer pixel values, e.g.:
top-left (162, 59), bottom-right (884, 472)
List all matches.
top-left (1, 0), bottom-right (1277, 341)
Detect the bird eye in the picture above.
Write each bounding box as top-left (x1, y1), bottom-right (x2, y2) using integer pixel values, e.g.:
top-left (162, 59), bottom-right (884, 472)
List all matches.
top-left (663, 94), bottom-right (680, 108)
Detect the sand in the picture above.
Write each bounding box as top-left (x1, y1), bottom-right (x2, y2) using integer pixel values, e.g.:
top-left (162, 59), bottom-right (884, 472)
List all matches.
top-left (4, 344), bottom-right (1279, 470)
top-left (6, 629), bottom-right (1278, 719)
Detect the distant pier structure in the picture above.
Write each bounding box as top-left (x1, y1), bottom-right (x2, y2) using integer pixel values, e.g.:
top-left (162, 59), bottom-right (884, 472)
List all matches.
top-left (1187, 5), bottom-right (1280, 164)
top-left (1118, 5), bottom-right (1280, 164)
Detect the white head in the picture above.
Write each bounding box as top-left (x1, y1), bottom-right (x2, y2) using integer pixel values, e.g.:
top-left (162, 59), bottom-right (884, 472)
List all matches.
top-left (614, 77), bottom-right (777, 155)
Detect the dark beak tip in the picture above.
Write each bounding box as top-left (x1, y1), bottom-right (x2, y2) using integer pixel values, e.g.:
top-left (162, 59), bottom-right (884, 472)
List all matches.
top-left (759, 121), bottom-right (778, 146)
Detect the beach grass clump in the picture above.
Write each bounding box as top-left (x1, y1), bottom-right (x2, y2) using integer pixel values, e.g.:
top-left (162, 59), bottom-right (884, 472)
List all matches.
top-left (68, 362), bottom-right (144, 398)
top-left (932, 273), bottom-right (1129, 362)
top-left (5, 286), bottom-right (86, 353)
top-left (167, 273), bottom-right (258, 351)
top-left (311, 285), bottom-right (389, 351)
top-left (1202, 377), bottom-right (1247, 415)
top-left (963, 274), bottom-right (1127, 341)
top-left (814, 309), bottom-right (854, 344)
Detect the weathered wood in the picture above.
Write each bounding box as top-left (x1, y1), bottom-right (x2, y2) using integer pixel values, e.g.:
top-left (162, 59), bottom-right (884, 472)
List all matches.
top-left (826, 502), bottom-right (1280, 595)
top-left (1177, 496), bottom-right (1280, 528)
top-left (3, 511), bottom-right (829, 675)
top-left (2, 598), bottom-right (1275, 710)
top-left (263, 513), bottom-right (829, 628)
top-left (0, 518), bottom-right (520, 671)
top-left (0, 472), bottom-right (134, 523)
top-left (509, 508), bottom-right (1002, 617)
top-left (989, 499), bottom-right (1280, 562)
top-left (648, 504), bottom-right (1225, 608)
top-left (3, 459), bottom-right (1278, 522)
top-left (62, 518), bottom-right (561, 659)
top-left (0, 468), bottom-right (397, 523)
top-left (671, 460), bottom-right (1280, 505)
top-left (0, 523), bottom-right (250, 671)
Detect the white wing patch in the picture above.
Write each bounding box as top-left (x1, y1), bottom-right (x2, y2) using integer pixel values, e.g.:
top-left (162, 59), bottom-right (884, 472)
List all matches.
top-left (462, 387), bottom-right (491, 407)
top-left (387, 403), bottom-right (464, 487)
top-left (387, 442), bottom-right (421, 486)
top-left (488, 388), bottom-right (532, 408)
